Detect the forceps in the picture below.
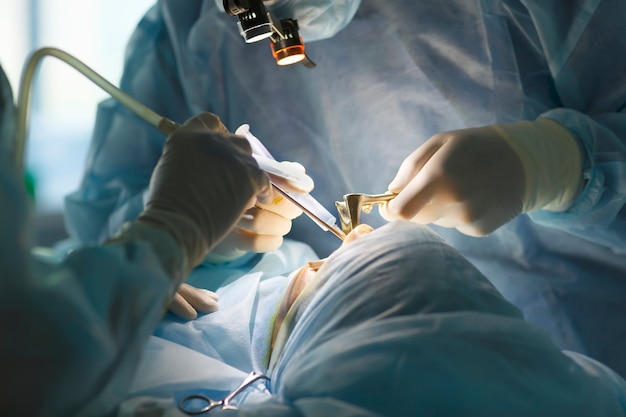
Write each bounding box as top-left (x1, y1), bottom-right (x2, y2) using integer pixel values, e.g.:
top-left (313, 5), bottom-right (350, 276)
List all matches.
top-left (272, 185), bottom-right (347, 241)
top-left (236, 125), bottom-right (347, 242)
top-left (335, 192), bottom-right (397, 234)
top-left (178, 372), bottom-right (269, 415)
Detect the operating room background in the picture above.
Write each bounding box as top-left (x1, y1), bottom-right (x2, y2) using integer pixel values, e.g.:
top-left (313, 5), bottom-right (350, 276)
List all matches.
top-left (0, 0), bottom-right (155, 245)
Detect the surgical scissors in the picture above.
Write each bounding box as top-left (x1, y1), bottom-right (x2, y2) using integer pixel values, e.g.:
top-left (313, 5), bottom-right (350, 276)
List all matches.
top-left (178, 372), bottom-right (269, 415)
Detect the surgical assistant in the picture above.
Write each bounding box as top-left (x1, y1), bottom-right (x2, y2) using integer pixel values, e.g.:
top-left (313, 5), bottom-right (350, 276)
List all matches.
top-left (65, 0), bottom-right (626, 377)
top-left (0, 60), bottom-right (273, 415)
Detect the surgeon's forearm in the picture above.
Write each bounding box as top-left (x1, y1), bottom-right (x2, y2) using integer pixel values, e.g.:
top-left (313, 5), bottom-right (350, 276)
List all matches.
top-left (1, 243), bottom-right (172, 416)
top-left (530, 108), bottom-right (626, 252)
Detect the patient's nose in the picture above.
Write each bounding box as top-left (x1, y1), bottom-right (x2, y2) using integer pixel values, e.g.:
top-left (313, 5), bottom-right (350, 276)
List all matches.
top-left (341, 224), bottom-right (374, 247)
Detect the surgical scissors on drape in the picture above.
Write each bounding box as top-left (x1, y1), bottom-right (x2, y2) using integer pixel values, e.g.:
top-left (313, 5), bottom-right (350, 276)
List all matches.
top-left (178, 372), bottom-right (269, 415)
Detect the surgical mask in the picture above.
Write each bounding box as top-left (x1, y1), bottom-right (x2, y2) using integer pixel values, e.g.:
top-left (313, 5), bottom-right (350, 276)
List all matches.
top-left (265, 0), bottom-right (362, 42)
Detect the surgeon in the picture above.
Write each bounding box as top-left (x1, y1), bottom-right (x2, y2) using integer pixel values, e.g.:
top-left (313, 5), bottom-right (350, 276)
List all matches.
top-left (0, 60), bottom-right (281, 414)
top-left (65, 0), bottom-right (626, 378)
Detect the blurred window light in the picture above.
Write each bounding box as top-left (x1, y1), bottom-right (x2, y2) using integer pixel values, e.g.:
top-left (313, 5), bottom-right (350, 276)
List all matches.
top-left (0, 0), bottom-right (155, 213)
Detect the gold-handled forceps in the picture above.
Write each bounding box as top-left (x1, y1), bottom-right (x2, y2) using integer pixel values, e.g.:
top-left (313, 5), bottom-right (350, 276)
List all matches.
top-left (335, 192), bottom-right (397, 234)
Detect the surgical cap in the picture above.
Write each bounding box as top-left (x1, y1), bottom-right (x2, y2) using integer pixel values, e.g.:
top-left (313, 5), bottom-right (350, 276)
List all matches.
top-left (215, 0), bottom-right (362, 42)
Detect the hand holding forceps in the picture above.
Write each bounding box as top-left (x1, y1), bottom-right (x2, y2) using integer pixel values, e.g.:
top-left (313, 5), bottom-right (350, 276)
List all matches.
top-left (178, 372), bottom-right (269, 415)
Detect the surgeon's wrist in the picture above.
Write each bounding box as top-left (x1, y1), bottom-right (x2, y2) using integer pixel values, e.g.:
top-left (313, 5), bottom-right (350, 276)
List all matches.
top-left (105, 219), bottom-right (187, 298)
top-left (492, 118), bottom-right (583, 213)
top-left (137, 208), bottom-right (210, 273)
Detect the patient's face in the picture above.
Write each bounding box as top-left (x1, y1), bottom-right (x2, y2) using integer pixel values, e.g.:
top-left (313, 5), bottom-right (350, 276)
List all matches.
top-left (272, 224), bottom-right (374, 343)
top-left (270, 224), bottom-right (374, 360)
top-left (297, 223), bottom-right (373, 282)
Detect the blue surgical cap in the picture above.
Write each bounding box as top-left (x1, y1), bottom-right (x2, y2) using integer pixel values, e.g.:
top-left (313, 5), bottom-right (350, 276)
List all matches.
top-left (215, 0), bottom-right (362, 42)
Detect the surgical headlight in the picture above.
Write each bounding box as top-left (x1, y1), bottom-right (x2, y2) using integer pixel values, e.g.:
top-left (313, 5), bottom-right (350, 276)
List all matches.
top-left (223, 0), bottom-right (315, 68)
top-left (270, 19), bottom-right (315, 68)
top-left (224, 0), bottom-right (273, 43)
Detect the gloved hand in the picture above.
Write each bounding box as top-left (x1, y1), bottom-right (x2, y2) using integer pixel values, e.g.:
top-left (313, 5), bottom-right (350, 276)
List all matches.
top-left (108, 112), bottom-right (271, 309)
top-left (204, 143), bottom-right (312, 264)
top-left (380, 119), bottom-right (583, 236)
top-left (204, 184), bottom-right (306, 263)
top-left (169, 283), bottom-right (219, 320)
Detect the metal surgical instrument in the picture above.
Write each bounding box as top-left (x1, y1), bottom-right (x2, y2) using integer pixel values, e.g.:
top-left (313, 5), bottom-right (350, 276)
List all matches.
top-left (236, 125), bottom-right (346, 241)
top-left (15, 47), bottom-right (179, 174)
top-left (335, 192), bottom-right (397, 234)
top-left (272, 185), bottom-right (346, 240)
top-left (178, 372), bottom-right (269, 415)
top-left (15, 48), bottom-right (346, 241)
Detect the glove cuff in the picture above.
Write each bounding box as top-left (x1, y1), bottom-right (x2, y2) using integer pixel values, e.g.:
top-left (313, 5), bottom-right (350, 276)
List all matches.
top-left (105, 220), bottom-right (186, 304)
top-left (139, 208), bottom-right (210, 273)
top-left (493, 119), bottom-right (583, 213)
top-left (105, 209), bottom-right (220, 303)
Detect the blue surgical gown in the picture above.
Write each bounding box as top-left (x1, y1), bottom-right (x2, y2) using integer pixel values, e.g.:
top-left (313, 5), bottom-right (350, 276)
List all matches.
top-left (0, 153), bottom-right (176, 415)
top-left (2, 65), bottom-right (172, 416)
top-left (0, 64), bottom-right (14, 153)
top-left (65, 0), bottom-right (626, 376)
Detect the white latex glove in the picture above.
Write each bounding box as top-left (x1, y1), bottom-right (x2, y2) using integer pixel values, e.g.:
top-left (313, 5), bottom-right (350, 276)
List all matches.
top-left (380, 119), bottom-right (582, 236)
top-left (108, 112), bottom-right (271, 317)
top-left (164, 114), bottom-right (303, 263)
top-left (204, 183), bottom-right (306, 263)
top-left (169, 283), bottom-right (219, 320)
top-left (204, 153), bottom-right (311, 263)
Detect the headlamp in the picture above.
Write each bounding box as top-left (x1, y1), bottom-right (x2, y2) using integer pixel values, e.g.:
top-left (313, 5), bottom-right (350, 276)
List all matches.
top-left (270, 19), bottom-right (315, 67)
top-left (223, 0), bottom-right (273, 43)
top-left (223, 0), bottom-right (316, 68)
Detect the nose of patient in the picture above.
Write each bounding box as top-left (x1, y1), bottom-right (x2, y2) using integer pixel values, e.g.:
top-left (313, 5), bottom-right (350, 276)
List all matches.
top-left (283, 224), bottom-right (374, 310)
top-left (271, 224), bottom-right (374, 349)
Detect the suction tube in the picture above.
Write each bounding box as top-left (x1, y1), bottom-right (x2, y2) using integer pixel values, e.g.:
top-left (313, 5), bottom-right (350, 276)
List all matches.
top-left (14, 47), bottom-right (179, 173)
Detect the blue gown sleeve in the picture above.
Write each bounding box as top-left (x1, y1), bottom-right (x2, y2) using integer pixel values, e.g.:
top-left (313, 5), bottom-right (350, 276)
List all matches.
top-left (523, 1), bottom-right (626, 253)
top-left (64, 3), bottom-right (196, 244)
top-left (0, 150), bottom-right (174, 416)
